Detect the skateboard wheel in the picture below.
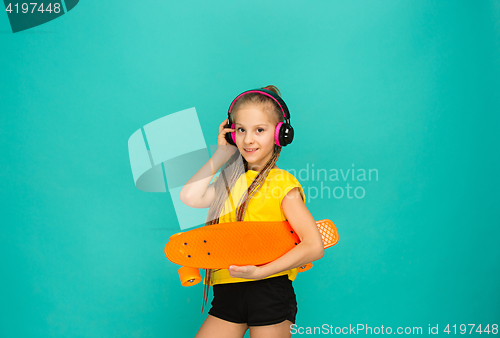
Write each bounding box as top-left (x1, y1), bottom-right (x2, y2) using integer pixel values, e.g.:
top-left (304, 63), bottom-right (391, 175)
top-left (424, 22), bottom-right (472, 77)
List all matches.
top-left (298, 262), bottom-right (313, 273)
top-left (178, 267), bottom-right (201, 287)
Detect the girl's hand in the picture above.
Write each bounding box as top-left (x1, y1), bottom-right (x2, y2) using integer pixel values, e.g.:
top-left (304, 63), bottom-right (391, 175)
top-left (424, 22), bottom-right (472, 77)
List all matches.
top-left (228, 265), bottom-right (263, 279)
top-left (216, 118), bottom-right (237, 156)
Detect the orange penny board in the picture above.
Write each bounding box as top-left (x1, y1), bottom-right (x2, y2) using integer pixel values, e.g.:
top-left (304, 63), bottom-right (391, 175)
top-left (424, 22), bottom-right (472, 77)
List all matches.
top-left (164, 219), bottom-right (338, 269)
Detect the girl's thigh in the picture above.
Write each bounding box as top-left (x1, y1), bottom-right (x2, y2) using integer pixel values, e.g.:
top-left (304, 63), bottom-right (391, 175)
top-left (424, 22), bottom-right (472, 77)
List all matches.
top-left (195, 314), bottom-right (248, 338)
top-left (249, 319), bottom-right (293, 338)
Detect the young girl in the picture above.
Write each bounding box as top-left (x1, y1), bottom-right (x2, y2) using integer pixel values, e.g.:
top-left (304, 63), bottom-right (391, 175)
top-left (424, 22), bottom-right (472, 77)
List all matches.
top-left (179, 85), bottom-right (324, 338)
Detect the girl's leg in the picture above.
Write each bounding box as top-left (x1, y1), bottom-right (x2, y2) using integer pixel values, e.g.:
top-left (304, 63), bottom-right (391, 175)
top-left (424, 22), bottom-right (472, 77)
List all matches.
top-left (195, 314), bottom-right (248, 338)
top-left (249, 319), bottom-right (293, 338)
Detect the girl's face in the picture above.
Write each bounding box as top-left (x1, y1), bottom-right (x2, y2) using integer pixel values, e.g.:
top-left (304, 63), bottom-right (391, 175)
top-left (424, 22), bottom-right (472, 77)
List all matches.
top-left (233, 104), bottom-right (278, 172)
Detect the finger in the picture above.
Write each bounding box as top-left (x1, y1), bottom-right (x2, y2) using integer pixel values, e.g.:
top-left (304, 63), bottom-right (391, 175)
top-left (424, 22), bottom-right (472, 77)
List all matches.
top-left (220, 128), bottom-right (235, 136)
top-left (219, 119), bottom-right (229, 132)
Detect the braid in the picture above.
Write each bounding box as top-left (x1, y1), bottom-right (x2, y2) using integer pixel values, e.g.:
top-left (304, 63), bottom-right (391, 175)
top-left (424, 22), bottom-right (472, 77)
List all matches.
top-left (201, 150), bottom-right (243, 313)
top-left (200, 145), bottom-right (282, 313)
top-left (236, 146), bottom-right (281, 220)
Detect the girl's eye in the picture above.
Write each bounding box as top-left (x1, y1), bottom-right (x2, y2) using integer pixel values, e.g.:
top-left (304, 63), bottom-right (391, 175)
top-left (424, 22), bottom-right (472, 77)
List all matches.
top-left (236, 127), bottom-right (265, 132)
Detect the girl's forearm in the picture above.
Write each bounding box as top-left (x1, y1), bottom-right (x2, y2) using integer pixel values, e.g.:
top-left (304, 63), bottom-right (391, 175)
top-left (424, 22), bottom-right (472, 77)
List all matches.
top-left (258, 239), bottom-right (324, 279)
top-left (180, 150), bottom-right (230, 202)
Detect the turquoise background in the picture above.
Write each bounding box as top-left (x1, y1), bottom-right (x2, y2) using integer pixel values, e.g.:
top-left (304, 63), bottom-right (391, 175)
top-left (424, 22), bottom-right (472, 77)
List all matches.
top-left (1, 1), bottom-right (499, 337)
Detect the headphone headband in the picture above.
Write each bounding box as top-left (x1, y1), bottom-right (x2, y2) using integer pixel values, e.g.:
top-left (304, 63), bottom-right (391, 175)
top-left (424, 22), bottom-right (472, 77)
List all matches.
top-left (228, 88), bottom-right (290, 124)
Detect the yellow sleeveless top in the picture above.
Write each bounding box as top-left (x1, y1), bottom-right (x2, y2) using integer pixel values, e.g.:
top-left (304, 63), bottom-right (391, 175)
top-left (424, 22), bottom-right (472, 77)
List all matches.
top-left (204, 168), bottom-right (306, 285)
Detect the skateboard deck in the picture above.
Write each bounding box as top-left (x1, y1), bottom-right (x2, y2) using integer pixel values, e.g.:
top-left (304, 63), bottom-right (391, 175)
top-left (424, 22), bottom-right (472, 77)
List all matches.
top-left (165, 219), bottom-right (338, 270)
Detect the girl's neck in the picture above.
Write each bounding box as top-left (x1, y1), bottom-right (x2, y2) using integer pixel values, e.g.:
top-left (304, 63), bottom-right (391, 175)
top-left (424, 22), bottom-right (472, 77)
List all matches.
top-left (247, 165), bottom-right (279, 173)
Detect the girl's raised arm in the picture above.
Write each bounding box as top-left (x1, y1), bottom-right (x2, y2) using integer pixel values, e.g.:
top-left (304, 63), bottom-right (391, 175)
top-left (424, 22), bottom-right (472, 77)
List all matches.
top-left (179, 119), bottom-right (236, 208)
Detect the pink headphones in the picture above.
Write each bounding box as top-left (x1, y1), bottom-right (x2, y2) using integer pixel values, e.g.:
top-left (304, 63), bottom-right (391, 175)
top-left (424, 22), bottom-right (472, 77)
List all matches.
top-left (224, 88), bottom-right (294, 147)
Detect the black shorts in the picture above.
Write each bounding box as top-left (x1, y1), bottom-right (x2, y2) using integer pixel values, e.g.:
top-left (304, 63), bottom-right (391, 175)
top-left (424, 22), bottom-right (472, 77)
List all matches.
top-left (208, 275), bottom-right (297, 327)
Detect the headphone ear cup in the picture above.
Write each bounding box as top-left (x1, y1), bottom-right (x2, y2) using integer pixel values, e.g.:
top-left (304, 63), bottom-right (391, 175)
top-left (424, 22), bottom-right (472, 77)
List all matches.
top-left (224, 120), bottom-right (236, 146)
top-left (277, 123), bottom-right (294, 147)
top-left (230, 123), bottom-right (236, 145)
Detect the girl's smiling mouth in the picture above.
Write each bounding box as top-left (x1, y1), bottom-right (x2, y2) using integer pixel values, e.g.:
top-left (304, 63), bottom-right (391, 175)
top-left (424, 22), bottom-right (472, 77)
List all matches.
top-left (244, 148), bottom-right (259, 154)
